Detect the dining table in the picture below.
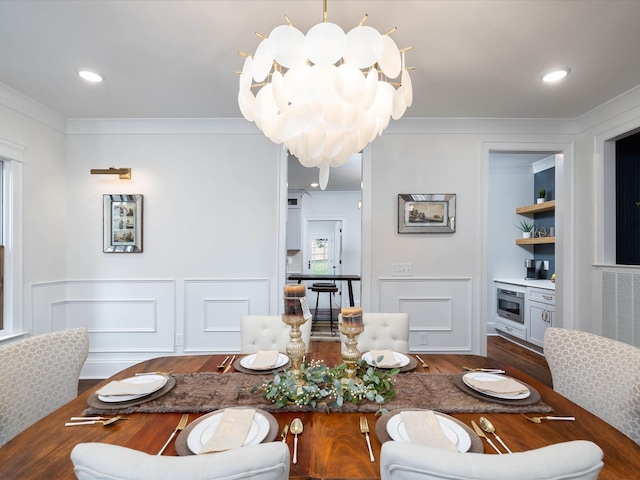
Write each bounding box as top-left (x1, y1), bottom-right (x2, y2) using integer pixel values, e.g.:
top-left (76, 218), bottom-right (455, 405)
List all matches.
top-left (0, 352), bottom-right (638, 480)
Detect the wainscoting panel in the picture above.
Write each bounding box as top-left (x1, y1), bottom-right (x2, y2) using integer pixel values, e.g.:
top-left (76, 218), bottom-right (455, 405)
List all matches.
top-left (378, 277), bottom-right (473, 352)
top-left (31, 279), bottom-right (176, 378)
top-left (184, 278), bottom-right (270, 352)
top-left (602, 270), bottom-right (640, 347)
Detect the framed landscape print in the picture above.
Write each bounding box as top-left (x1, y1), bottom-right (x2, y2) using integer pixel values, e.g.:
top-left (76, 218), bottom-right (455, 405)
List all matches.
top-left (398, 193), bottom-right (456, 233)
top-left (103, 194), bottom-right (143, 253)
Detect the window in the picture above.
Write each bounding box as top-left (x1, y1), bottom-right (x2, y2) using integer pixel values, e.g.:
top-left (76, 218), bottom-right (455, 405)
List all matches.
top-left (615, 132), bottom-right (640, 265)
top-left (310, 237), bottom-right (330, 274)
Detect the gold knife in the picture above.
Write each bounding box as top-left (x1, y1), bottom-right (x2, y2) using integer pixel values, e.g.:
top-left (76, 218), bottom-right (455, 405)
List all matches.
top-left (281, 422), bottom-right (290, 442)
top-left (471, 420), bottom-right (502, 454)
top-left (222, 355), bottom-right (235, 374)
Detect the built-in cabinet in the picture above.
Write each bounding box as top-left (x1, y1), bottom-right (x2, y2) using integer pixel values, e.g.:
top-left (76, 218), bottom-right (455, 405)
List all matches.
top-left (286, 191), bottom-right (302, 250)
top-left (527, 287), bottom-right (555, 348)
top-left (515, 200), bottom-right (555, 245)
top-left (494, 280), bottom-right (555, 351)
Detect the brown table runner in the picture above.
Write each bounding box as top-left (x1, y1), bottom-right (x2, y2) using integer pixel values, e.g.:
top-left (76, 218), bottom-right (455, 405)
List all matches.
top-left (84, 372), bottom-right (552, 416)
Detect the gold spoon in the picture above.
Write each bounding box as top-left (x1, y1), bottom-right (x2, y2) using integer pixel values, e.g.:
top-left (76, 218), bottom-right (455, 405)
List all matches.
top-left (479, 417), bottom-right (512, 453)
top-left (290, 418), bottom-right (303, 464)
top-left (415, 355), bottom-right (429, 368)
top-left (521, 414), bottom-right (576, 423)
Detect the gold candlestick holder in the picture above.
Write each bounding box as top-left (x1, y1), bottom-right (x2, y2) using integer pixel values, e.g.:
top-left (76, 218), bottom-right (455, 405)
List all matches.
top-left (340, 321), bottom-right (364, 382)
top-left (282, 295), bottom-right (308, 387)
top-left (282, 312), bottom-right (307, 385)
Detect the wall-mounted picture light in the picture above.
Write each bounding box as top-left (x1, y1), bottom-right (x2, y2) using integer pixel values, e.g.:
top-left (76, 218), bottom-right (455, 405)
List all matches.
top-left (90, 167), bottom-right (131, 179)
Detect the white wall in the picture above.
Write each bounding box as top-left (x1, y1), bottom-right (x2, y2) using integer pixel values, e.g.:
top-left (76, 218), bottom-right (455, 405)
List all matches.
top-left (0, 95), bottom-right (67, 337)
top-left (2, 82), bottom-right (640, 375)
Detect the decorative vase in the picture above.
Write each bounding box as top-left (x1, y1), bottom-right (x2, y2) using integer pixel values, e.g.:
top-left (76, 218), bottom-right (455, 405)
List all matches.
top-left (340, 307), bottom-right (364, 382)
top-left (537, 198), bottom-right (545, 204)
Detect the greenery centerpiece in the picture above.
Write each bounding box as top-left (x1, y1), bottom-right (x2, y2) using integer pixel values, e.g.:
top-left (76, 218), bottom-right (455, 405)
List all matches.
top-left (251, 358), bottom-right (399, 414)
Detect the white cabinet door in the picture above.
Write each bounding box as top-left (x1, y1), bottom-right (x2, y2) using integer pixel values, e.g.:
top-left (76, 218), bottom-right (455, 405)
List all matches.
top-left (527, 300), bottom-right (554, 348)
top-left (286, 207), bottom-right (301, 250)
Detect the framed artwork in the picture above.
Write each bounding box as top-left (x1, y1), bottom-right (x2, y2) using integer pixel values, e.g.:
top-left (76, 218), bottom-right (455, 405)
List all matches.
top-left (103, 194), bottom-right (143, 253)
top-left (398, 193), bottom-right (456, 233)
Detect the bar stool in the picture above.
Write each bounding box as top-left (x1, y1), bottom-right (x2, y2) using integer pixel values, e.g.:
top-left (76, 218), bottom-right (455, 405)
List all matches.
top-left (309, 282), bottom-right (338, 335)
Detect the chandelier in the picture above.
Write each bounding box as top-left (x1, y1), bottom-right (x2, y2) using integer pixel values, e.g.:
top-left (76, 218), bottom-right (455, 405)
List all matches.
top-left (237, 0), bottom-right (413, 190)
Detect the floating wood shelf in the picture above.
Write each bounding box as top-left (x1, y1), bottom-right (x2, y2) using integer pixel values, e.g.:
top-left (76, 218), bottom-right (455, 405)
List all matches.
top-left (516, 200), bottom-right (555, 214)
top-left (516, 236), bottom-right (556, 245)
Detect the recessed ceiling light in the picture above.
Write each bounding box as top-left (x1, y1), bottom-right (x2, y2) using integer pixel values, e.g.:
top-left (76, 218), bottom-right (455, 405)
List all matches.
top-left (542, 68), bottom-right (570, 83)
top-left (310, 183), bottom-right (319, 188)
top-left (77, 68), bottom-right (103, 83)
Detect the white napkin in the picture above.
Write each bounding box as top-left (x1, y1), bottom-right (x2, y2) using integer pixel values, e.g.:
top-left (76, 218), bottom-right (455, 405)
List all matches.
top-left (370, 349), bottom-right (401, 368)
top-left (251, 350), bottom-right (280, 369)
top-left (199, 408), bottom-right (255, 454)
top-left (465, 376), bottom-right (529, 395)
top-left (96, 377), bottom-right (165, 396)
top-left (400, 410), bottom-right (459, 452)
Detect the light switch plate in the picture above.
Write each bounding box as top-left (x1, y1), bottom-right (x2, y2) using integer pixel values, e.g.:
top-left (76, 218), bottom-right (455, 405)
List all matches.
top-left (392, 263), bottom-right (412, 276)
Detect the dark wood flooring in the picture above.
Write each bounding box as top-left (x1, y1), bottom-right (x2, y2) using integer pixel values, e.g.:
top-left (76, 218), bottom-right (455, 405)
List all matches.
top-left (78, 335), bottom-right (552, 395)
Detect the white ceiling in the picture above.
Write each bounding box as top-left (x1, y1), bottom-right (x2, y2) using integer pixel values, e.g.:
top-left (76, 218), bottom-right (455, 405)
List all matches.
top-left (1, 0), bottom-right (640, 190)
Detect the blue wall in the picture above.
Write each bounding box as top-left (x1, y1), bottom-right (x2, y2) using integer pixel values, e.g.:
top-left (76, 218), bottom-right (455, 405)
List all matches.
top-left (533, 167), bottom-right (555, 279)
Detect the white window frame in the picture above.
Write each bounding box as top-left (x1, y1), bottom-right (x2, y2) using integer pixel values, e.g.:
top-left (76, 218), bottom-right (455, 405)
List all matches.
top-left (0, 138), bottom-right (25, 341)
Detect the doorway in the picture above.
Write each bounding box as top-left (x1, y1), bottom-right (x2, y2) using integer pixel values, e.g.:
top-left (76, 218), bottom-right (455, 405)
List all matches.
top-left (483, 142), bottom-right (574, 356)
top-left (282, 153), bottom-right (363, 311)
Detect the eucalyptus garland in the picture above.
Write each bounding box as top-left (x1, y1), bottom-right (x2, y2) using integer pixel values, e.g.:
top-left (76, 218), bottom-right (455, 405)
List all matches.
top-left (251, 359), bottom-right (398, 414)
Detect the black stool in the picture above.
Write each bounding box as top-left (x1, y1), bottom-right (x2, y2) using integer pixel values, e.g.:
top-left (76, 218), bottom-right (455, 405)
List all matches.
top-left (309, 282), bottom-right (338, 335)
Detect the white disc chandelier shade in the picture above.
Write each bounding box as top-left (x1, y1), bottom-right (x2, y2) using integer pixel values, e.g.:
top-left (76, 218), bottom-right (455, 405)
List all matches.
top-left (238, 6), bottom-right (413, 190)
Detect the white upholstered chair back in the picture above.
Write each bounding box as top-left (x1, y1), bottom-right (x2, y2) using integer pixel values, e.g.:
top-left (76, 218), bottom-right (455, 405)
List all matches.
top-left (380, 440), bottom-right (603, 480)
top-left (0, 327), bottom-right (89, 446)
top-left (544, 327), bottom-right (640, 444)
top-left (71, 441), bottom-right (290, 480)
top-left (240, 315), bottom-right (312, 354)
top-left (339, 313), bottom-right (410, 353)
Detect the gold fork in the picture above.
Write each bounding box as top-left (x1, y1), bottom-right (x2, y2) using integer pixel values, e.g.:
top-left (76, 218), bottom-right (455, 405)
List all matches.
top-left (359, 416), bottom-right (375, 462)
top-left (521, 414), bottom-right (575, 423)
top-left (157, 414), bottom-right (189, 455)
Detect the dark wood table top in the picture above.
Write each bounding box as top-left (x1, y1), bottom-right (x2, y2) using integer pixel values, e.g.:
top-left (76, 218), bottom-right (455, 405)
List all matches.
top-left (1, 353), bottom-right (638, 479)
top-left (287, 274), bottom-right (361, 281)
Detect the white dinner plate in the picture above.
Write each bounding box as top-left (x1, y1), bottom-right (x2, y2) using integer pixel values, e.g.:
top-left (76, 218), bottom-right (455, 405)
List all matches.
top-left (187, 410), bottom-right (270, 454)
top-left (462, 372), bottom-right (531, 400)
top-left (362, 351), bottom-right (410, 368)
top-left (97, 374), bottom-right (168, 403)
top-left (386, 412), bottom-right (471, 453)
top-left (239, 353), bottom-right (289, 370)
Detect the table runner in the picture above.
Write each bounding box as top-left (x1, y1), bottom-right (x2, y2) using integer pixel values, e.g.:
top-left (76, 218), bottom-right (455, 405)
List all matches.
top-left (84, 372), bottom-right (552, 416)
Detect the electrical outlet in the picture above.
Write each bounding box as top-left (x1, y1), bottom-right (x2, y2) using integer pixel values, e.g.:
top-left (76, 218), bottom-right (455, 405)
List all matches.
top-left (175, 334), bottom-right (183, 347)
top-left (392, 263), bottom-right (412, 276)
top-left (543, 260), bottom-right (549, 270)
top-left (419, 332), bottom-right (428, 345)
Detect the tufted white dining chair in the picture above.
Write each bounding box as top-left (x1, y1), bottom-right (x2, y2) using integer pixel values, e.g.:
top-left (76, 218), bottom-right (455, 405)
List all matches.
top-left (544, 327), bottom-right (640, 444)
top-left (340, 313), bottom-right (410, 353)
top-left (0, 327), bottom-right (89, 447)
top-left (71, 441), bottom-right (290, 480)
top-left (380, 440), bottom-right (603, 480)
top-left (240, 315), bottom-right (312, 354)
